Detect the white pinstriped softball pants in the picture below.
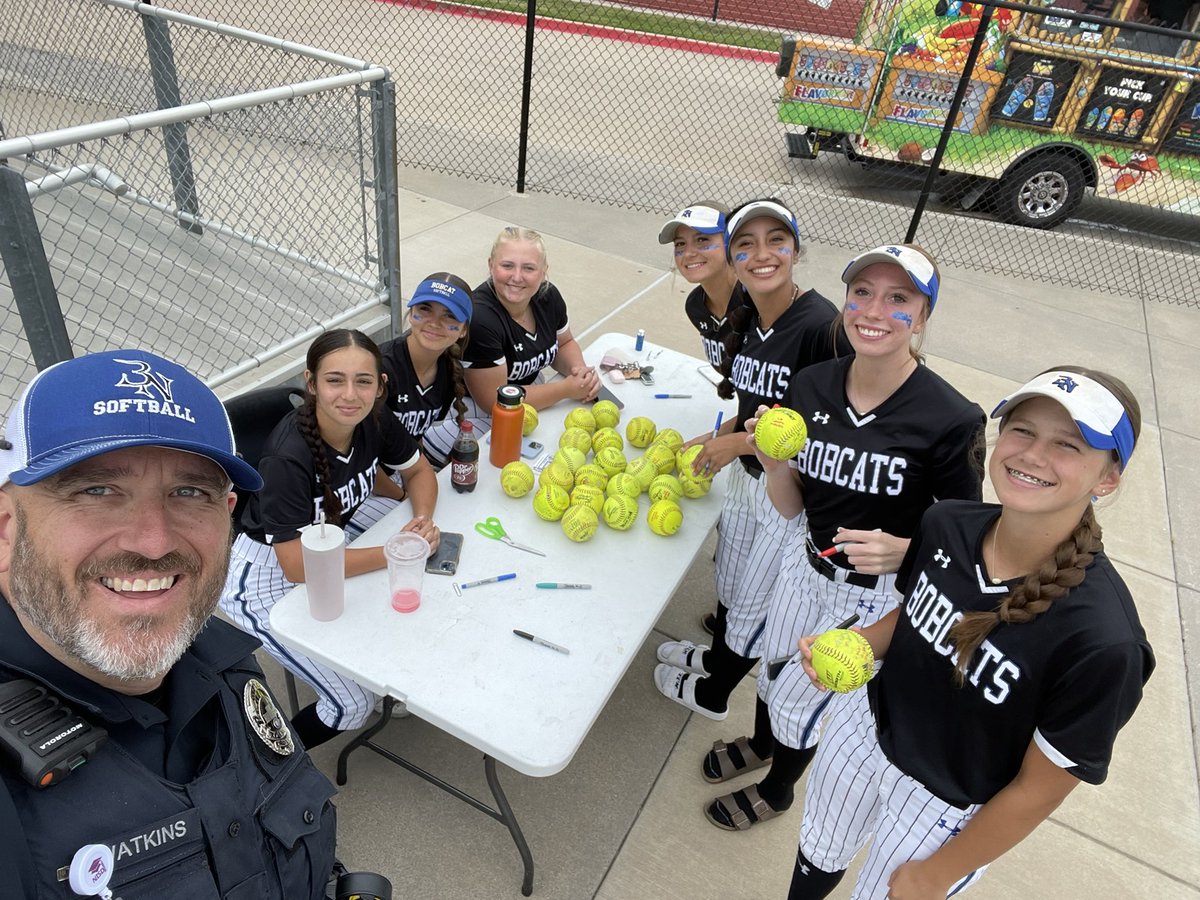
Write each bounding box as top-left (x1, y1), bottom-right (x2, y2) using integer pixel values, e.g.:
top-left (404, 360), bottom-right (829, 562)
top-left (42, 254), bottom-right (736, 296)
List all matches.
top-left (219, 533), bottom-right (378, 731)
top-left (799, 689), bottom-right (986, 897)
top-left (714, 463), bottom-right (800, 657)
top-left (758, 535), bottom-right (896, 749)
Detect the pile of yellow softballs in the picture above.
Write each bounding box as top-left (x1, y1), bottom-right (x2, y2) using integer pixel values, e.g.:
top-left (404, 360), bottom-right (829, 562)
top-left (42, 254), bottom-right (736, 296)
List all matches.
top-left (499, 399), bottom-right (713, 540)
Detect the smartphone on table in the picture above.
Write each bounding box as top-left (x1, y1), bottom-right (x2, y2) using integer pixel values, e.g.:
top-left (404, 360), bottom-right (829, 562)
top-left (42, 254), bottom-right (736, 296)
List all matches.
top-left (426, 531), bottom-right (464, 576)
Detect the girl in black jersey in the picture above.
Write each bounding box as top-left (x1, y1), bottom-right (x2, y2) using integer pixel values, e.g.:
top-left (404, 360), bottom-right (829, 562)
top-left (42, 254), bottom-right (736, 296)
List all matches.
top-left (220, 330), bottom-right (441, 750)
top-left (789, 367), bottom-right (1152, 900)
top-left (657, 201), bottom-right (743, 370)
top-left (654, 199), bottom-right (848, 725)
top-left (424, 227), bottom-right (601, 463)
top-left (698, 245), bottom-right (985, 833)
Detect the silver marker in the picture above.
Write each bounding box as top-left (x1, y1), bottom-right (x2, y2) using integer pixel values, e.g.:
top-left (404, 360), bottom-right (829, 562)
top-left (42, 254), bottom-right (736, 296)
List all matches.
top-left (513, 629), bottom-right (570, 655)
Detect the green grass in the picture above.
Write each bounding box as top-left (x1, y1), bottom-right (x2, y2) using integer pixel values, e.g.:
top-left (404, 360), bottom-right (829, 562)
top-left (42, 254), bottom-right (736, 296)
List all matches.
top-left (432, 0), bottom-right (782, 51)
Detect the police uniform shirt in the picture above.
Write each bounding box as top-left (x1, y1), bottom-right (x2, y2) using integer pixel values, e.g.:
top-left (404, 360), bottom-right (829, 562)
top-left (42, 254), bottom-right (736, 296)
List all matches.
top-left (729, 290), bottom-right (848, 471)
top-left (0, 598), bottom-right (337, 899)
top-left (684, 282), bottom-right (745, 369)
top-left (241, 408), bottom-right (421, 543)
top-left (379, 333), bottom-right (455, 442)
top-left (872, 501), bottom-right (1155, 808)
top-left (463, 280), bottom-right (569, 386)
top-left (787, 357), bottom-right (985, 561)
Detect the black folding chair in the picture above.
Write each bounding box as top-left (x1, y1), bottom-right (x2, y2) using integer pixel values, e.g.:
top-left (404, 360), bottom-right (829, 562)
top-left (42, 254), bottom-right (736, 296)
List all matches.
top-left (223, 384), bottom-right (307, 714)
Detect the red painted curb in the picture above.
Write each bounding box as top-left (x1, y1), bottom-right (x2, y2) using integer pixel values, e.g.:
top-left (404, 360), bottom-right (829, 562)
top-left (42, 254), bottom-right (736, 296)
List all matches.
top-left (372, 0), bottom-right (778, 63)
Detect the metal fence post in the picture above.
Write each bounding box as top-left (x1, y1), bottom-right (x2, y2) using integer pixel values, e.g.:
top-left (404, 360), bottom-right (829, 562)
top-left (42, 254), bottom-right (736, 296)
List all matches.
top-left (0, 166), bottom-right (74, 367)
top-left (516, 0), bottom-right (537, 193)
top-left (905, 0), bottom-right (994, 243)
top-left (140, 10), bottom-right (203, 235)
top-left (372, 80), bottom-right (403, 337)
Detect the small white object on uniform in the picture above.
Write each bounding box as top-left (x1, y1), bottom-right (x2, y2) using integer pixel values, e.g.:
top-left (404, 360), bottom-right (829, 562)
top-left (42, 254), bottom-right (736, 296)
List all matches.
top-left (69, 843), bottom-right (116, 897)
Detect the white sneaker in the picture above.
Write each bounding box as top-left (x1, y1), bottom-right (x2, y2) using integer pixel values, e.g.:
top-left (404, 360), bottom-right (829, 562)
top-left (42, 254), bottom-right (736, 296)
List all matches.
top-left (653, 664), bottom-right (728, 721)
top-left (656, 639), bottom-right (709, 676)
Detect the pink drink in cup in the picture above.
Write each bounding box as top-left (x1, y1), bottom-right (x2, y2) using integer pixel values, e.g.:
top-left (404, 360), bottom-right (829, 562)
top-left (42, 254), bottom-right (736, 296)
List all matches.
top-left (384, 532), bottom-right (430, 613)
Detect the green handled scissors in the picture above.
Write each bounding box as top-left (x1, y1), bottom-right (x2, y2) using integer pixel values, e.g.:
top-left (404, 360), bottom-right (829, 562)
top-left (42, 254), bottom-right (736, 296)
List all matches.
top-left (474, 517), bottom-right (546, 557)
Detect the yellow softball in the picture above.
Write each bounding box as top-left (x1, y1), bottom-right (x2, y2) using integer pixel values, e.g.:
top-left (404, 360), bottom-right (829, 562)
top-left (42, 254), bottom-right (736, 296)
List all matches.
top-left (532, 484), bottom-right (570, 521)
top-left (570, 482), bottom-right (606, 514)
top-left (810, 629), bottom-right (875, 693)
top-left (605, 472), bottom-right (641, 500)
top-left (559, 427), bottom-right (593, 455)
top-left (561, 504), bottom-right (599, 542)
top-left (675, 444), bottom-right (713, 483)
top-left (647, 499), bottom-right (683, 536)
top-left (554, 447), bottom-right (586, 474)
top-left (625, 456), bottom-right (657, 492)
top-left (574, 463), bottom-right (609, 491)
top-left (592, 399), bottom-right (621, 429)
top-left (538, 461), bottom-right (574, 492)
top-left (521, 403), bottom-right (539, 436)
top-left (601, 493), bottom-right (638, 530)
top-left (591, 427), bottom-right (624, 454)
top-left (644, 442), bottom-right (676, 475)
top-left (625, 416), bottom-right (657, 448)
top-left (754, 407), bottom-right (808, 460)
top-left (500, 460), bottom-right (535, 498)
top-left (564, 407), bottom-right (597, 434)
top-left (595, 446), bottom-right (628, 476)
top-left (651, 427), bottom-right (684, 453)
top-left (677, 473), bottom-right (711, 499)
top-left (648, 473), bottom-right (683, 503)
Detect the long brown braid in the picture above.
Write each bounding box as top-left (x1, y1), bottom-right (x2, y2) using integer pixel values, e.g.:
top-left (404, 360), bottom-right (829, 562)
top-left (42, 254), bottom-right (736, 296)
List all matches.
top-left (948, 365), bottom-right (1140, 681)
top-left (300, 328), bottom-right (388, 526)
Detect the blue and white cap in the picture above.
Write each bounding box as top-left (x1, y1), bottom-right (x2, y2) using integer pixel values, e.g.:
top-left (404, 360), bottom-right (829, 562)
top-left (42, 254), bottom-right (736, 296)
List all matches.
top-left (0, 349), bottom-right (263, 489)
top-left (841, 244), bottom-right (941, 313)
top-left (991, 370), bottom-right (1136, 471)
top-left (407, 276), bottom-right (472, 323)
top-left (724, 200), bottom-right (801, 256)
top-left (658, 204), bottom-right (727, 244)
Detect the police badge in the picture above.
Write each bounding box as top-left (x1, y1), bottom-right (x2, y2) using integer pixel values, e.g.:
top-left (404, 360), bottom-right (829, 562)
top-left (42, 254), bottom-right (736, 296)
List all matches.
top-left (243, 679), bottom-right (295, 756)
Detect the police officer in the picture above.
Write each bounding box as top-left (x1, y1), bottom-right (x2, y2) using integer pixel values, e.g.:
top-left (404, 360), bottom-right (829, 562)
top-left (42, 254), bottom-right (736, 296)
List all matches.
top-left (0, 349), bottom-right (338, 899)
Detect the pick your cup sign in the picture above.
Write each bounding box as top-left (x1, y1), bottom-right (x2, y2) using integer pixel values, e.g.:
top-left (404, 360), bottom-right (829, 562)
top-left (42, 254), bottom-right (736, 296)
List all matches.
top-left (301, 514), bottom-right (346, 621)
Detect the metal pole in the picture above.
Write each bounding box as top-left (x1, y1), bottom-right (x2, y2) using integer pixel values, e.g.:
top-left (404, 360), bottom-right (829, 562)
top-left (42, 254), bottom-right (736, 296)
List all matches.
top-left (0, 167), bottom-right (74, 367)
top-left (140, 11), bottom-right (203, 235)
top-left (711, 0), bottom-right (720, 21)
top-left (516, 0), bottom-right (537, 193)
top-left (905, 2), bottom-right (994, 244)
top-left (371, 81), bottom-right (403, 338)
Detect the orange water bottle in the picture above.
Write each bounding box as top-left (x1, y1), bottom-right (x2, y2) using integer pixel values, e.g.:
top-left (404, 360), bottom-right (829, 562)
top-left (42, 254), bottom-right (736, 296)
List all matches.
top-left (489, 384), bottom-right (525, 467)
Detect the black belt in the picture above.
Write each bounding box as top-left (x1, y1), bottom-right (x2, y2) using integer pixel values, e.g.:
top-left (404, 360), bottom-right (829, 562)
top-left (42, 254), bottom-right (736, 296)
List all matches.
top-left (805, 539), bottom-right (879, 590)
top-left (740, 458), bottom-right (762, 479)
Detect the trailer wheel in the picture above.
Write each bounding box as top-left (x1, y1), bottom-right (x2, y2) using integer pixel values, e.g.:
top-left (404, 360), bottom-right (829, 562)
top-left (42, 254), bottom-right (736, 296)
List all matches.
top-left (994, 153), bottom-right (1085, 229)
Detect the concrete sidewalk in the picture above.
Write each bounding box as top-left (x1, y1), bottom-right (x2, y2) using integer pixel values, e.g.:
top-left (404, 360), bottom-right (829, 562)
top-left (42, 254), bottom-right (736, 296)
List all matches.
top-left (264, 170), bottom-right (1199, 899)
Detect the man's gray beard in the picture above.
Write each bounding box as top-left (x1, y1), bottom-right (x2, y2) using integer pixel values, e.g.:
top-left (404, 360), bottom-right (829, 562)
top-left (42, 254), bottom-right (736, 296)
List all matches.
top-left (8, 505), bottom-right (228, 682)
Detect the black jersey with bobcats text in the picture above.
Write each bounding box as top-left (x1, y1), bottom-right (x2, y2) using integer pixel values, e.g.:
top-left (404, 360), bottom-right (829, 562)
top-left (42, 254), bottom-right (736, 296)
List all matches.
top-left (786, 357), bottom-right (984, 560)
top-left (241, 409), bottom-right (421, 544)
top-left (463, 281), bottom-right (569, 385)
top-left (379, 333), bottom-right (456, 441)
top-left (728, 289), bottom-right (848, 453)
top-left (872, 500), bottom-right (1154, 807)
top-left (685, 282), bottom-right (745, 368)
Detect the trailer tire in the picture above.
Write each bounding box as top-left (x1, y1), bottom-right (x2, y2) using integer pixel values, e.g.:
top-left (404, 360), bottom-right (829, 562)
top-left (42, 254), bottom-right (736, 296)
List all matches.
top-left (994, 153), bottom-right (1085, 229)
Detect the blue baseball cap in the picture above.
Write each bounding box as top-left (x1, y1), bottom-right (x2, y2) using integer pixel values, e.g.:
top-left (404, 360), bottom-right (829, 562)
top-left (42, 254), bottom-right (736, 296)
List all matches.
top-left (0, 350), bottom-right (263, 489)
top-left (991, 370), bottom-right (1136, 471)
top-left (841, 244), bottom-right (941, 313)
top-left (407, 276), bottom-right (472, 323)
top-left (658, 204), bottom-right (727, 244)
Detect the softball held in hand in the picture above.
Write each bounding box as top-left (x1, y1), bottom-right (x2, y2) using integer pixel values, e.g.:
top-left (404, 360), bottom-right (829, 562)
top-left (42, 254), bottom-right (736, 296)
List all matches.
top-left (754, 407), bottom-right (808, 460)
top-left (810, 629), bottom-right (874, 693)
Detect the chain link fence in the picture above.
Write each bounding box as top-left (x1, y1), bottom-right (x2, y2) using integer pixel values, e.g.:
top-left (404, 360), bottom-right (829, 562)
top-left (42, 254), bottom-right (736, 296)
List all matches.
top-left (0, 0), bottom-right (397, 417)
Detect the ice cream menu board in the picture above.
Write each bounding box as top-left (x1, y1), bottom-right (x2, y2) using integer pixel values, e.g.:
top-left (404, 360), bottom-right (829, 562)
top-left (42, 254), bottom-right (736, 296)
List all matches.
top-left (1075, 66), bottom-right (1172, 144)
top-left (990, 51), bottom-right (1080, 127)
top-left (1162, 81), bottom-right (1200, 155)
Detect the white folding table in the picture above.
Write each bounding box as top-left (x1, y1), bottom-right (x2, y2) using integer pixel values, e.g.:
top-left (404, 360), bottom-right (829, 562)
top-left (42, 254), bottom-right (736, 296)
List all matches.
top-left (270, 334), bottom-right (736, 894)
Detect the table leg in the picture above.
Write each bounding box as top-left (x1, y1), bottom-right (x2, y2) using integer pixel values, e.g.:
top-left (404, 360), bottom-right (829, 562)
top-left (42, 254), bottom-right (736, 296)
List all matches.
top-left (485, 755), bottom-right (534, 897)
top-left (336, 699), bottom-right (536, 895)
